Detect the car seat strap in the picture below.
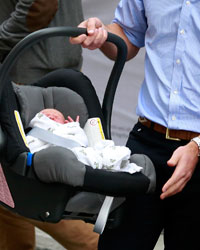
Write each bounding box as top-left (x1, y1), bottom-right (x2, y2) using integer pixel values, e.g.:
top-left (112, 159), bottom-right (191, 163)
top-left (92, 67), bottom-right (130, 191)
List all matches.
top-left (94, 196), bottom-right (114, 234)
top-left (27, 127), bottom-right (82, 149)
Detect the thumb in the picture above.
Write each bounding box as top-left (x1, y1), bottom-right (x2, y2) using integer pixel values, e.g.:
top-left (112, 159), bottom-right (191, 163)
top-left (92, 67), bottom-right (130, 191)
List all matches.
top-left (69, 34), bottom-right (87, 45)
top-left (167, 152), bottom-right (179, 167)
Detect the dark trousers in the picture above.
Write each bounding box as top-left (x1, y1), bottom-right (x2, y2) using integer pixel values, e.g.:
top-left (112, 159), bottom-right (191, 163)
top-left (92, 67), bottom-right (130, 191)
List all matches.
top-left (99, 122), bottom-right (200, 250)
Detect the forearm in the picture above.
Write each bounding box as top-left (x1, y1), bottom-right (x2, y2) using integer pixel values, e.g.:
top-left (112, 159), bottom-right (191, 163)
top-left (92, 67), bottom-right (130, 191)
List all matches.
top-left (101, 23), bottom-right (139, 61)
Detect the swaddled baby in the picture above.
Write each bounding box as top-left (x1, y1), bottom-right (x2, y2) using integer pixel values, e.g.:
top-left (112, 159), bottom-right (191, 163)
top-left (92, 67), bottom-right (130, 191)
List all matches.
top-left (26, 109), bottom-right (88, 153)
top-left (27, 109), bottom-right (142, 174)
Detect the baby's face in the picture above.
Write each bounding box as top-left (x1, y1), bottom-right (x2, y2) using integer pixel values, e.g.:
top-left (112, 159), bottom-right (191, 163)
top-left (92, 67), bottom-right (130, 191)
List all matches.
top-left (41, 109), bottom-right (65, 124)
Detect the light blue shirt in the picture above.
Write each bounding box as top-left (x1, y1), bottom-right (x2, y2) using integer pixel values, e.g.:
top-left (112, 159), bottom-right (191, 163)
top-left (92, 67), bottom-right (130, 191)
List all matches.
top-left (113, 0), bottom-right (200, 133)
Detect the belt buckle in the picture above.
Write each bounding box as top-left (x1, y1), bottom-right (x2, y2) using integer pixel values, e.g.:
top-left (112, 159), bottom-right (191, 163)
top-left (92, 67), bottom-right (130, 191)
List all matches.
top-left (166, 128), bottom-right (181, 141)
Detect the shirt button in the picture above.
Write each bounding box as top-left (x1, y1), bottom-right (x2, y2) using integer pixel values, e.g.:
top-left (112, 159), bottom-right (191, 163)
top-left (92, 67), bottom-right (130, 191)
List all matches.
top-left (172, 115), bottom-right (176, 121)
top-left (173, 90), bottom-right (178, 94)
top-left (180, 29), bottom-right (185, 35)
top-left (186, 1), bottom-right (190, 5)
top-left (176, 59), bottom-right (181, 64)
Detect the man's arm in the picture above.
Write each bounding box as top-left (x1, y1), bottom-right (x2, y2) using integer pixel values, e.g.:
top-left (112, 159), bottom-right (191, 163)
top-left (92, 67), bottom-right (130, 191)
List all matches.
top-left (70, 17), bottom-right (139, 61)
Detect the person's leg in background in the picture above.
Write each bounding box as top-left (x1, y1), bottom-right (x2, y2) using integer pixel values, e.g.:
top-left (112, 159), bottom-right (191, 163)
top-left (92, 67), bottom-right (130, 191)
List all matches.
top-left (0, 206), bottom-right (35, 250)
top-left (0, 205), bottom-right (99, 250)
top-left (33, 219), bottom-right (99, 250)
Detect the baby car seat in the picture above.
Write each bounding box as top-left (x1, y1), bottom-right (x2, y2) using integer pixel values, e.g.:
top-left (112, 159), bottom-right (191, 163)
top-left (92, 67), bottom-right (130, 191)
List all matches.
top-left (0, 27), bottom-right (156, 234)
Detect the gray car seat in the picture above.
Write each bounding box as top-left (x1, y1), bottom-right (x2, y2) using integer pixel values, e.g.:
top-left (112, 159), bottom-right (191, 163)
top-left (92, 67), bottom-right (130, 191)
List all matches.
top-left (0, 27), bottom-right (156, 234)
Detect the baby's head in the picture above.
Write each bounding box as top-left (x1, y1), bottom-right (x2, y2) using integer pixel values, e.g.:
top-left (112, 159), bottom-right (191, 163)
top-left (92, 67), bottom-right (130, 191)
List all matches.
top-left (41, 109), bottom-right (65, 124)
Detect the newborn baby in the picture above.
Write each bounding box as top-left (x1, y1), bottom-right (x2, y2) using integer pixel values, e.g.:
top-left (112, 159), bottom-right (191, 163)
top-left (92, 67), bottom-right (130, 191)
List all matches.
top-left (27, 109), bottom-right (142, 174)
top-left (26, 108), bottom-right (88, 153)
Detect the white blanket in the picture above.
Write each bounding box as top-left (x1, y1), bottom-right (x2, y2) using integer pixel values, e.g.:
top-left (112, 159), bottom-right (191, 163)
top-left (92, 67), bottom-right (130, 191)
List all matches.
top-left (72, 140), bottom-right (142, 174)
top-left (26, 113), bottom-right (142, 174)
top-left (26, 112), bottom-right (88, 153)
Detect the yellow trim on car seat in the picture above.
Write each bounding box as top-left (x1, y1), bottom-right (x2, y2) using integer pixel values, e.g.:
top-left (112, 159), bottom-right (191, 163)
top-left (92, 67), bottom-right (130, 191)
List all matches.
top-left (97, 118), bottom-right (105, 140)
top-left (14, 110), bottom-right (28, 147)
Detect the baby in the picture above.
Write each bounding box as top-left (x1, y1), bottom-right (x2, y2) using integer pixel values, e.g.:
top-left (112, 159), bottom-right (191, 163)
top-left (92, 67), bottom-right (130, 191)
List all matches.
top-left (26, 108), bottom-right (88, 153)
top-left (26, 109), bottom-right (142, 174)
top-left (41, 108), bottom-right (71, 124)
top-left (41, 108), bottom-right (80, 124)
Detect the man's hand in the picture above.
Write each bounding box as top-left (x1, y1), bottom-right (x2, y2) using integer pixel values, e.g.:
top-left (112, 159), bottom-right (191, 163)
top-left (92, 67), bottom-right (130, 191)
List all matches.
top-left (70, 17), bottom-right (108, 50)
top-left (160, 141), bottom-right (199, 199)
top-left (70, 17), bottom-right (139, 61)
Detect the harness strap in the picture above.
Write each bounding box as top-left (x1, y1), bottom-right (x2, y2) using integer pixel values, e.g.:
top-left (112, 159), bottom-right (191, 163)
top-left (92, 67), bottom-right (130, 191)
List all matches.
top-left (27, 127), bottom-right (82, 149)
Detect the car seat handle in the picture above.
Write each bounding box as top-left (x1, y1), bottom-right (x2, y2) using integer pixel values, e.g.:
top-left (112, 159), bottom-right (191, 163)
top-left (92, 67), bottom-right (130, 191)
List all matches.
top-left (0, 27), bottom-right (127, 139)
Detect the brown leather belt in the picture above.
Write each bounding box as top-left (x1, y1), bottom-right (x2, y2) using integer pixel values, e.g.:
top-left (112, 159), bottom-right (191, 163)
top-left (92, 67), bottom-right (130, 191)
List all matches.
top-left (138, 117), bottom-right (199, 141)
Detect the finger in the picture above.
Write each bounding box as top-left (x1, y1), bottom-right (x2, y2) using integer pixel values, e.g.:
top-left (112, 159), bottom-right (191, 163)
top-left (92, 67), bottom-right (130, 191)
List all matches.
top-left (99, 28), bottom-right (108, 46)
top-left (91, 27), bottom-right (108, 49)
top-left (84, 27), bottom-right (107, 50)
top-left (161, 162), bottom-right (191, 198)
top-left (167, 150), bottom-right (180, 167)
top-left (162, 174), bottom-right (179, 193)
top-left (69, 20), bottom-right (89, 44)
top-left (87, 17), bottom-right (103, 35)
top-left (81, 28), bottom-right (98, 48)
top-left (76, 115), bottom-right (80, 122)
top-left (161, 163), bottom-right (185, 193)
top-left (160, 177), bottom-right (186, 199)
top-left (69, 34), bottom-right (87, 45)
top-left (67, 116), bottom-right (74, 122)
top-left (161, 176), bottom-right (185, 197)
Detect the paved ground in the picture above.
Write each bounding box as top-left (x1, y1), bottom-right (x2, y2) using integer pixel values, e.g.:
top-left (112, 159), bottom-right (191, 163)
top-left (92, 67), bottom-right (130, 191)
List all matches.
top-left (36, 0), bottom-right (164, 249)
top-left (35, 228), bottom-right (65, 250)
top-left (35, 228), bottom-right (164, 250)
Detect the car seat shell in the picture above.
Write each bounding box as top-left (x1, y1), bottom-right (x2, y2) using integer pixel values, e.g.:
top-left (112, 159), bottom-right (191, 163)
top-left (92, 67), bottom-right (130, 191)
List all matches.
top-left (0, 27), bottom-right (156, 234)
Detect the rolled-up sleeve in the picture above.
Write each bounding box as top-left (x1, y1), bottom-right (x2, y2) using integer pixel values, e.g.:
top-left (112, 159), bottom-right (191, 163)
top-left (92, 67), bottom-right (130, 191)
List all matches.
top-left (113, 0), bottom-right (147, 48)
